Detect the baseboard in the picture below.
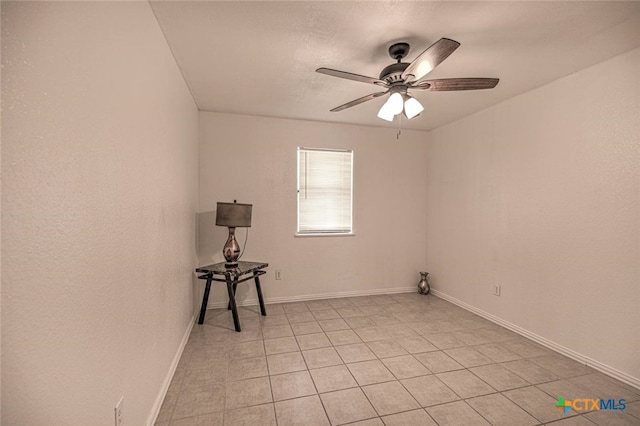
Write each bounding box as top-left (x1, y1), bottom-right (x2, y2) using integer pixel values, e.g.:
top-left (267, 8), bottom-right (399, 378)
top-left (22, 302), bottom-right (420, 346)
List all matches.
top-left (431, 289), bottom-right (640, 390)
top-left (206, 286), bottom-right (416, 309)
top-left (146, 314), bottom-right (195, 426)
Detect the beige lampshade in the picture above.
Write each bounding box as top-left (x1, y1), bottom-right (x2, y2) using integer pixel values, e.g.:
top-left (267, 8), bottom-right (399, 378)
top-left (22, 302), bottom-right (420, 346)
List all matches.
top-left (215, 202), bottom-right (252, 227)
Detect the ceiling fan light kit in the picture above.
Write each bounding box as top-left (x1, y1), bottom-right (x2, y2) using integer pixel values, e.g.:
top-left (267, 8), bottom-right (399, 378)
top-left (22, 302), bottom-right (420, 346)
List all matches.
top-left (403, 96), bottom-right (424, 119)
top-left (317, 37), bottom-right (499, 123)
top-left (376, 86), bottom-right (423, 122)
top-left (377, 103), bottom-right (396, 122)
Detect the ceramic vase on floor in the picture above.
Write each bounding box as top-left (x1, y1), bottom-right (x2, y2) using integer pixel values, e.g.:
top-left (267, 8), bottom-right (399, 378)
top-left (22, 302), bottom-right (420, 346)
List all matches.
top-left (418, 272), bottom-right (431, 295)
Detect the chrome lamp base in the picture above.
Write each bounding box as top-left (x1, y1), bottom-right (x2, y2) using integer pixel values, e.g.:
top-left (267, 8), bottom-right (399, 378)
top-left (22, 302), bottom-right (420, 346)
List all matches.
top-left (222, 226), bottom-right (241, 268)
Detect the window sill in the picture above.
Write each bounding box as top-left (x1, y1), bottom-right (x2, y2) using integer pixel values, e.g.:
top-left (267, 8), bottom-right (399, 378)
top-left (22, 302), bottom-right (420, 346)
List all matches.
top-left (294, 232), bottom-right (355, 238)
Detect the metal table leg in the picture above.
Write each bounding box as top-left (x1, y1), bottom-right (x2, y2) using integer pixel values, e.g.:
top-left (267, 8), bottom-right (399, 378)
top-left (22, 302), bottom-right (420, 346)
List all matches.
top-left (226, 275), bottom-right (241, 332)
top-left (254, 271), bottom-right (267, 316)
top-left (227, 282), bottom-right (238, 311)
top-left (198, 275), bottom-right (213, 324)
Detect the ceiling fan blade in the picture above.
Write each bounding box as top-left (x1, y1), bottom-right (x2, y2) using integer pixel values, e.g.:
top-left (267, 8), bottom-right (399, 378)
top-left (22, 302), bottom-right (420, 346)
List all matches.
top-left (412, 78), bottom-right (499, 91)
top-left (401, 38), bottom-right (460, 83)
top-left (317, 68), bottom-right (388, 87)
top-left (330, 91), bottom-right (388, 112)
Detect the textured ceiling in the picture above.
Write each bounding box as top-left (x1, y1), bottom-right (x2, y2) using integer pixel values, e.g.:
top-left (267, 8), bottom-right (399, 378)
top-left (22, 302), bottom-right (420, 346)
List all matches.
top-left (150, 1), bottom-right (640, 131)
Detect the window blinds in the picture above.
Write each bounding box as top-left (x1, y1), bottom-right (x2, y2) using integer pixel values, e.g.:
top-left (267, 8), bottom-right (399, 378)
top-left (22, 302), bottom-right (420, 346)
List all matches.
top-left (297, 147), bottom-right (353, 234)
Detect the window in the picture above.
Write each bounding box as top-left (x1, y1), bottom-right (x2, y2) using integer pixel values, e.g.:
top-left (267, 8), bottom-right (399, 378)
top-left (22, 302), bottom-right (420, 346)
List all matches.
top-left (297, 147), bottom-right (353, 235)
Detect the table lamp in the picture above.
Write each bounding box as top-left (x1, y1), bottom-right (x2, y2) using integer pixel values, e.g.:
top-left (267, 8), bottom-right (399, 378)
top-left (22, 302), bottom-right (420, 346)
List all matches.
top-left (216, 201), bottom-right (252, 268)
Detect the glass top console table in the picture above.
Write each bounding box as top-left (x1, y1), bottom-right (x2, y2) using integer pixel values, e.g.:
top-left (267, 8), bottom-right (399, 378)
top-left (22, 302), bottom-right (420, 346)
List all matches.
top-left (195, 261), bottom-right (268, 332)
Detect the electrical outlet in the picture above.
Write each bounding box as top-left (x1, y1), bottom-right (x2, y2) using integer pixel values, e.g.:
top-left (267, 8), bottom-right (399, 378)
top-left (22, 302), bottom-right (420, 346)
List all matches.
top-left (275, 270), bottom-right (282, 280)
top-left (493, 285), bottom-right (501, 296)
top-left (115, 397), bottom-right (124, 426)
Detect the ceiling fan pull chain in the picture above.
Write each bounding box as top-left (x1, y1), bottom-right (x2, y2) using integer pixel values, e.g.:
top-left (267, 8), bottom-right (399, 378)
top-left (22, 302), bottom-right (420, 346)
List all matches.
top-left (397, 114), bottom-right (402, 139)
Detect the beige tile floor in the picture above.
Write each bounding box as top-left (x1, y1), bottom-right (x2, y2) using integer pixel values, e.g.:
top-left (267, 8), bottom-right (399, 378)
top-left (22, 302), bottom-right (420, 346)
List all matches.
top-left (156, 294), bottom-right (640, 426)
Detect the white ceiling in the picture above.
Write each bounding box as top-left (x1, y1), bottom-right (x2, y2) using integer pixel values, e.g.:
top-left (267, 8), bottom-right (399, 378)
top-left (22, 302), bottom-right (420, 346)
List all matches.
top-left (150, 1), bottom-right (640, 131)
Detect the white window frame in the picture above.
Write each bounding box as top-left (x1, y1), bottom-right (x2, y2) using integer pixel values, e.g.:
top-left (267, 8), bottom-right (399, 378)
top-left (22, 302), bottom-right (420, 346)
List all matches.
top-left (296, 147), bottom-right (354, 236)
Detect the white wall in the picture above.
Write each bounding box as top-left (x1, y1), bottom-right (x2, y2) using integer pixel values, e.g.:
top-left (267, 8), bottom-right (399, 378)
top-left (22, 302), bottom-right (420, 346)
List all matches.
top-left (1, 2), bottom-right (199, 425)
top-left (426, 48), bottom-right (640, 383)
top-left (0, 3), bottom-right (3, 419)
top-left (198, 112), bottom-right (428, 306)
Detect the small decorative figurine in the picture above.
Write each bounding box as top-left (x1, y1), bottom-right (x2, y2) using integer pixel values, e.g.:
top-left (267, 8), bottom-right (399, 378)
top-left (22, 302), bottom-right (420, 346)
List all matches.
top-left (418, 272), bottom-right (431, 295)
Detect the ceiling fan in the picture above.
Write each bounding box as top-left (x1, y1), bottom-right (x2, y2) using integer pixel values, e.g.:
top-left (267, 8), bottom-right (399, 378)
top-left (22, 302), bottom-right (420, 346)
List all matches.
top-left (316, 38), bottom-right (499, 121)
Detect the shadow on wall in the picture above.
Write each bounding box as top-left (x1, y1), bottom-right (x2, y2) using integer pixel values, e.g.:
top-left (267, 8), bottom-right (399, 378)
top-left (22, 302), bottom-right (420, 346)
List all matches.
top-left (197, 210), bottom-right (225, 266)
top-left (193, 211), bottom-right (221, 314)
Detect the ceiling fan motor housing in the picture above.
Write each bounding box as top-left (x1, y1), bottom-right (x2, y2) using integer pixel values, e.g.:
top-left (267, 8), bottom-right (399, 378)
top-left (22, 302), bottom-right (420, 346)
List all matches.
top-left (379, 62), bottom-right (410, 84)
top-left (380, 42), bottom-right (411, 84)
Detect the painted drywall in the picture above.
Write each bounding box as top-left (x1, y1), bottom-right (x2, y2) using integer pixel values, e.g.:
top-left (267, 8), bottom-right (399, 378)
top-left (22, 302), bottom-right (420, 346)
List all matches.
top-left (1, 2), bottom-right (199, 425)
top-left (198, 112), bottom-right (428, 306)
top-left (426, 48), bottom-right (640, 382)
top-left (0, 2), bottom-right (3, 418)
